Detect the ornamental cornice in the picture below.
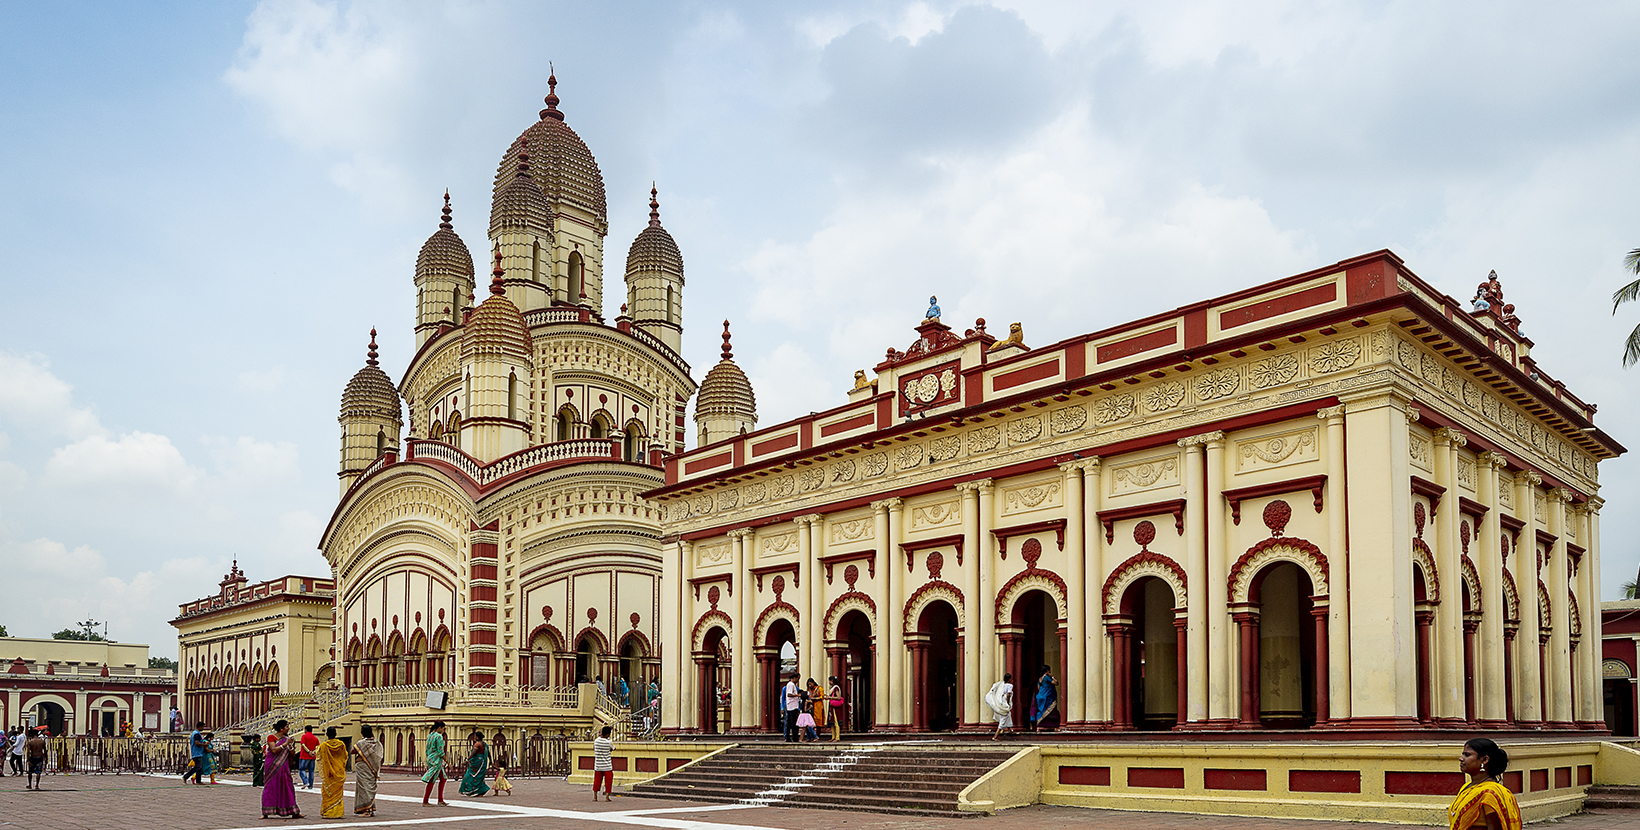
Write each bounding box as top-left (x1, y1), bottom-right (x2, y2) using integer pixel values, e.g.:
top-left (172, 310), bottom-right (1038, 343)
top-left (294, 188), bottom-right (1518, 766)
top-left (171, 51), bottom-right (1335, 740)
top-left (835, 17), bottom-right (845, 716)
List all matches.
top-left (1058, 456), bottom-right (1100, 473)
top-left (1177, 430), bottom-right (1224, 448)
top-left (954, 479), bottom-right (994, 495)
top-left (1516, 470), bottom-right (1543, 487)
top-left (871, 497), bottom-right (904, 512)
top-left (1315, 405), bottom-right (1345, 420)
top-left (1433, 427), bottom-right (1468, 448)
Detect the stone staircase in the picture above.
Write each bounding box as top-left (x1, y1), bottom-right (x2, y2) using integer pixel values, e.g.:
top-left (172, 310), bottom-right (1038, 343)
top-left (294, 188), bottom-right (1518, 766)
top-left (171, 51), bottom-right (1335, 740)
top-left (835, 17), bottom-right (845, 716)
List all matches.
top-left (1586, 785), bottom-right (1640, 810)
top-left (628, 743), bottom-right (1017, 816)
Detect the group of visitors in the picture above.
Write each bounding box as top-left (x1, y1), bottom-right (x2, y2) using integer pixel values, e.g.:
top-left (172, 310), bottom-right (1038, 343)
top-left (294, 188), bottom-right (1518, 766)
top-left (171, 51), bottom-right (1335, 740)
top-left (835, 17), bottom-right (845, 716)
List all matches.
top-left (780, 674), bottom-right (844, 742)
top-left (255, 720), bottom-right (385, 819)
top-left (985, 665), bottom-right (1060, 739)
top-left (2, 728), bottom-right (46, 789)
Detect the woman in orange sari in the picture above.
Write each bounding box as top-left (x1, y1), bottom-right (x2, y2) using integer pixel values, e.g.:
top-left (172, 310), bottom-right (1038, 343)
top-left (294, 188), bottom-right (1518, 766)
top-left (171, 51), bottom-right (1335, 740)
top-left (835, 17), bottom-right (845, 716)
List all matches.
top-left (317, 727), bottom-right (348, 819)
top-left (1449, 738), bottom-right (1521, 830)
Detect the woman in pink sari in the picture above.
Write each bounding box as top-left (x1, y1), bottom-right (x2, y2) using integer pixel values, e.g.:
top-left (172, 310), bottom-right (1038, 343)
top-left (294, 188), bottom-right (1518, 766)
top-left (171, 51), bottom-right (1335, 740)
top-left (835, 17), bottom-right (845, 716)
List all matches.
top-left (261, 720), bottom-right (302, 820)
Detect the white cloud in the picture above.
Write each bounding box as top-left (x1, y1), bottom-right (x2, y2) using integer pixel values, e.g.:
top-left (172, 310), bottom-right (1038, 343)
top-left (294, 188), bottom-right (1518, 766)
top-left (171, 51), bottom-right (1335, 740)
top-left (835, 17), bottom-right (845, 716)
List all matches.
top-left (0, 352), bottom-right (103, 439)
top-left (43, 431), bottom-right (199, 492)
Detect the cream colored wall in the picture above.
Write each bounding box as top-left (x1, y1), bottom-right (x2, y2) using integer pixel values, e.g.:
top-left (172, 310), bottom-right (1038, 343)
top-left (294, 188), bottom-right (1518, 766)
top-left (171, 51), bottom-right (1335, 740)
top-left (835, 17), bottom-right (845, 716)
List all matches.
top-left (0, 638), bottom-right (152, 667)
top-left (657, 322), bottom-right (1605, 733)
top-left (175, 595), bottom-right (332, 699)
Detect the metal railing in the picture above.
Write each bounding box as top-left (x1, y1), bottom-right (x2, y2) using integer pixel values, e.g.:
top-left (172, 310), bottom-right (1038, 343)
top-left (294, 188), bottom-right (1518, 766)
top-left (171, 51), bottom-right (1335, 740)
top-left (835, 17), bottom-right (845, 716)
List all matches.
top-left (627, 703), bottom-right (660, 740)
top-left (42, 735), bottom-right (194, 775)
top-left (394, 729), bottom-right (570, 778)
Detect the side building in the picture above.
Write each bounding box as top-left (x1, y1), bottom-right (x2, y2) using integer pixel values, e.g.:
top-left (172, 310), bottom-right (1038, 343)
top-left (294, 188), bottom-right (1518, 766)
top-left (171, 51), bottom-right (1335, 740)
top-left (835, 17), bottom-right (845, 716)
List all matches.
top-left (2, 638), bottom-right (176, 735)
top-left (170, 562), bottom-right (335, 730)
top-left (648, 251), bottom-right (1620, 736)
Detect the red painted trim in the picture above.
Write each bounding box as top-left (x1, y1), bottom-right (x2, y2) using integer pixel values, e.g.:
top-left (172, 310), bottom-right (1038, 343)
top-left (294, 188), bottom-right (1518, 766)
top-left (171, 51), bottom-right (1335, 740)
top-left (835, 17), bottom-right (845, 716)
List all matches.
top-left (685, 452), bottom-right (733, 475)
top-left (1219, 283), bottom-right (1337, 330)
top-left (876, 395), bottom-right (892, 430)
top-left (748, 562), bottom-right (801, 591)
top-left (1384, 771), bottom-right (1466, 796)
top-left (1411, 475), bottom-right (1445, 514)
top-left (1458, 496), bottom-right (1490, 518)
top-left (1345, 255), bottom-right (1398, 305)
top-left (1536, 529), bottom-right (1558, 548)
top-left (751, 433), bottom-right (798, 456)
top-left (1097, 327), bottom-right (1176, 363)
top-left (687, 573), bottom-right (733, 600)
top-left (1182, 305), bottom-right (1209, 350)
top-left (799, 421), bottom-right (813, 451)
top-left (1058, 765), bottom-right (1110, 786)
top-left (1204, 768), bottom-right (1267, 791)
top-left (1127, 767), bottom-right (1185, 789)
top-left (820, 413), bottom-right (876, 438)
top-left (900, 534), bottom-right (964, 569)
top-left (1529, 768), bottom-right (1549, 791)
top-left (991, 519), bottom-right (1066, 557)
top-left (1097, 499), bottom-right (1186, 544)
top-left (1222, 475), bottom-right (1326, 524)
top-left (1064, 342), bottom-right (1085, 380)
top-left (992, 359), bottom-right (1060, 392)
top-left (1500, 514), bottom-right (1526, 535)
top-left (818, 549), bottom-right (876, 583)
top-left (1289, 769), bottom-right (1360, 793)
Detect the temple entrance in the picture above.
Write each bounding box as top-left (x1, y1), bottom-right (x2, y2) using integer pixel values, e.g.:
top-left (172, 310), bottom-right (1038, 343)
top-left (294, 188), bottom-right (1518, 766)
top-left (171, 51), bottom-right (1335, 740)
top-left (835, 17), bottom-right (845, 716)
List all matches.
top-left (1008, 590), bottom-right (1061, 730)
top-left (840, 610), bottom-right (874, 732)
top-left (762, 619), bottom-right (797, 732)
top-left (574, 635), bottom-right (601, 685)
top-left (1606, 678), bottom-right (1636, 736)
top-left (618, 635), bottom-right (646, 705)
top-left (914, 602), bottom-right (960, 732)
top-left (529, 631), bottom-right (557, 687)
top-left (1243, 562), bottom-right (1318, 729)
top-left (1113, 576), bottom-right (1182, 730)
top-left (696, 627), bottom-right (730, 734)
top-left (34, 701), bottom-right (66, 736)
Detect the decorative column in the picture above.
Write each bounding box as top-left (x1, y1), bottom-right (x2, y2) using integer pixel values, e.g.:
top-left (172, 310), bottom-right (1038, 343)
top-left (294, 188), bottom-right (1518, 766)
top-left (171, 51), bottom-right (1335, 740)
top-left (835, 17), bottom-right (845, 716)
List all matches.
top-left (729, 528), bottom-right (755, 731)
top-left (1082, 461), bottom-right (1106, 725)
top-left (1340, 390), bottom-right (1418, 726)
top-left (1203, 432), bottom-right (1229, 726)
top-left (975, 483), bottom-right (998, 700)
top-left (870, 499), bottom-right (894, 729)
top-left (466, 522), bottom-right (500, 686)
top-left (956, 481), bottom-right (986, 728)
top-left (1174, 614), bottom-right (1189, 728)
top-left (755, 652), bottom-right (777, 732)
top-left (1577, 499), bottom-right (1606, 729)
top-left (907, 635), bottom-right (930, 731)
top-left (1000, 630), bottom-right (1024, 727)
top-left (1514, 470), bottom-right (1543, 725)
top-left (1546, 488), bottom-right (1573, 728)
top-left (1318, 405), bottom-right (1351, 723)
top-left (660, 539), bottom-right (685, 732)
top-left (805, 515), bottom-right (827, 687)
top-left (884, 498), bottom-right (906, 728)
top-left (1060, 460), bottom-right (1087, 726)
top-left (1234, 611), bottom-right (1260, 728)
top-left (1415, 607), bottom-right (1435, 723)
top-left (1106, 620), bottom-right (1132, 730)
top-left (1463, 616), bottom-right (1479, 724)
top-left (1476, 452), bottom-right (1508, 727)
top-left (1433, 429), bottom-right (1467, 725)
top-left (1310, 598), bottom-right (1330, 724)
top-left (1178, 436), bottom-right (1209, 726)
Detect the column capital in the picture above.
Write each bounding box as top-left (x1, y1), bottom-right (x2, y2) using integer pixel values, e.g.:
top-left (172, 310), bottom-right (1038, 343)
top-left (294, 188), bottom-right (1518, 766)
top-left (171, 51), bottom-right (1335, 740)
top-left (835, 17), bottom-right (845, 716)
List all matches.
top-left (1549, 487), bottom-right (1573, 504)
top-left (1316, 405), bottom-right (1345, 420)
top-left (1177, 430), bottom-right (1224, 448)
top-left (1433, 427), bottom-right (1468, 448)
top-left (794, 513), bottom-right (824, 526)
top-left (1585, 495), bottom-right (1605, 513)
top-left (1058, 457), bottom-right (1100, 473)
top-left (726, 528), bottom-right (755, 540)
top-left (871, 497), bottom-right (904, 512)
top-left (954, 479), bottom-right (994, 495)
top-left (1478, 450), bottom-right (1510, 469)
top-left (1515, 470), bottom-right (1543, 487)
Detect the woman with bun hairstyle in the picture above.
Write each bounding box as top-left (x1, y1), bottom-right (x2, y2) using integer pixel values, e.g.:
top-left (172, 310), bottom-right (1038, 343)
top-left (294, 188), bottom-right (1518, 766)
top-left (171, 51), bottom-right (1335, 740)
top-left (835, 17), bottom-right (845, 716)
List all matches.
top-left (1449, 738), bottom-right (1520, 830)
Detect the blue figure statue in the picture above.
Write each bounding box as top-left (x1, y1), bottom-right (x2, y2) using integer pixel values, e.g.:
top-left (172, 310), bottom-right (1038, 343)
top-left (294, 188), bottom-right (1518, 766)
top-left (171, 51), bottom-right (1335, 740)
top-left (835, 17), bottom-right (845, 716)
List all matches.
top-left (925, 295), bottom-right (941, 320)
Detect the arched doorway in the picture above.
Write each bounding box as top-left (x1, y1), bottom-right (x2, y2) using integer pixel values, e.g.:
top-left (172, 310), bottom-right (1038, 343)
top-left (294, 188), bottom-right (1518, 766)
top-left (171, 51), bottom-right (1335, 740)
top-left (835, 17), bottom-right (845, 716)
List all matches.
top-left (760, 619), bottom-right (796, 732)
top-left (529, 630), bottom-right (559, 687)
top-left (913, 602), bottom-right (960, 732)
top-left (838, 610), bottom-right (874, 732)
top-left (1112, 576), bottom-right (1184, 730)
top-left (574, 634), bottom-right (604, 685)
top-left (34, 701), bottom-right (67, 736)
top-left (696, 626), bottom-right (730, 734)
top-left (1005, 590), bottom-right (1062, 731)
top-left (617, 634), bottom-right (647, 706)
top-left (1237, 562), bottom-right (1319, 729)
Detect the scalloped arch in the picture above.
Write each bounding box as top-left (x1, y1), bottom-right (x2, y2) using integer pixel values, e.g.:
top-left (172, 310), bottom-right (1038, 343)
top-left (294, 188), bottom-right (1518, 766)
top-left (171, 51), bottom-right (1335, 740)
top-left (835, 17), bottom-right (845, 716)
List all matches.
top-left (1460, 555), bottom-right (1482, 613)
top-left (1412, 538), bottom-right (1440, 604)
top-left (754, 602), bottom-right (800, 646)
top-left (1501, 568), bottom-right (1520, 623)
top-left (1227, 536), bottom-right (1329, 604)
top-left (903, 580), bottom-right (964, 634)
top-left (995, 567), bottom-right (1068, 626)
top-left (691, 610), bottom-right (733, 653)
top-left (572, 625), bottom-right (610, 654)
top-left (527, 623), bottom-right (565, 652)
top-left (1569, 591), bottom-right (1581, 640)
top-left (617, 628), bottom-right (653, 656)
top-left (824, 591), bottom-right (877, 641)
top-left (1102, 550), bottom-right (1188, 616)
top-left (1537, 580), bottom-right (1551, 631)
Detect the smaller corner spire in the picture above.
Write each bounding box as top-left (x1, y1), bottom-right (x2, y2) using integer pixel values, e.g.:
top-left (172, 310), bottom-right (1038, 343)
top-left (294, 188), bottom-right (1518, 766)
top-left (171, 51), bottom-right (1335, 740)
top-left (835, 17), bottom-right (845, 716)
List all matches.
top-left (540, 63), bottom-right (564, 121)
top-left (439, 191), bottom-right (453, 230)
top-left (366, 328), bottom-right (380, 367)
top-left (721, 320), bottom-right (734, 361)
top-left (648, 183), bottom-right (661, 228)
top-left (490, 245), bottom-right (506, 295)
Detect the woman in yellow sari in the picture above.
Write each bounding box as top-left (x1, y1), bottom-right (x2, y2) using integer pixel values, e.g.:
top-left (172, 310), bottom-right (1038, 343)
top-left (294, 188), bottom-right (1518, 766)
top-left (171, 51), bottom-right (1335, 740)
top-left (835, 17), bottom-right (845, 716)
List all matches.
top-left (1449, 738), bottom-right (1521, 830)
top-left (318, 727), bottom-right (349, 820)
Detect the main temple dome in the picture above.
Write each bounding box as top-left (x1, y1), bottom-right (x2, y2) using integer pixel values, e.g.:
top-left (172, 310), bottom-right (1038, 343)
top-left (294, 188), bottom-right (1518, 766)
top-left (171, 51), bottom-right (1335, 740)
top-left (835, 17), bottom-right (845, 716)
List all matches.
top-left (492, 74), bottom-right (606, 222)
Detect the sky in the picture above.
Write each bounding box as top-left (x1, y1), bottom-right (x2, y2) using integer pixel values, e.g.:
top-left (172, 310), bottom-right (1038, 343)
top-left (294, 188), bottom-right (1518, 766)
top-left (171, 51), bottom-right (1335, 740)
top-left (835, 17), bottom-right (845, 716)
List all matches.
top-left (2, 1), bottom-right (1639, 656)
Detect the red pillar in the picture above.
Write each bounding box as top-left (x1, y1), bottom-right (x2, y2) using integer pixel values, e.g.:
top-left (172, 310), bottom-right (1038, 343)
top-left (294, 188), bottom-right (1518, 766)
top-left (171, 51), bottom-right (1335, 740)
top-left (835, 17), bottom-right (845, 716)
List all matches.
top-left (1462, 618), bottom-right (1479, 725)
top-left (1415, 609), bottom-right (1434, 724)
top-left (827, 647), bottom-right (848, 734)
top-left (1000, 632), bottom-right (1024, 728)
top-left (1311, 602), bottom-right (1329, 726)
top-left (909, 641), bottom-right (929, 732)
top-left (694, 658), bottom-right (711, 733)
top-left (1235, 612), bottom-right (1260, 728)
top-left (954, 635), bottom-right (966, 728)
top-left (1174, 617), bottom-right (1189, 729)
top-left (756, 654), bottom-right (775, 732)
top-left (1107, 623), bottom-right (1132, 730)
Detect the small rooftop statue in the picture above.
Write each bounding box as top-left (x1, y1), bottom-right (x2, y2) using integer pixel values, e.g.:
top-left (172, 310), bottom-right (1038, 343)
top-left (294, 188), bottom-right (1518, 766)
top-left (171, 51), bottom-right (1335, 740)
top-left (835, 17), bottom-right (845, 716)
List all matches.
top-left (925, 295), bottom-right (941, 321)
top-left (1472, 270), bottom-right (1505, 312)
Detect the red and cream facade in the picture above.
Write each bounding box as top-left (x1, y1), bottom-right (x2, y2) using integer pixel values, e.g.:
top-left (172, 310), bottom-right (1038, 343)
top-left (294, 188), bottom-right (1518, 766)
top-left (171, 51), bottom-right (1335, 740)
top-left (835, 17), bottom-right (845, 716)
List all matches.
top-left (171, 564), bottom-right (335, 729)
top-left (1, 638), bottom-right (175, 735)
top-left (649, 250), bottom-right (1621, 735)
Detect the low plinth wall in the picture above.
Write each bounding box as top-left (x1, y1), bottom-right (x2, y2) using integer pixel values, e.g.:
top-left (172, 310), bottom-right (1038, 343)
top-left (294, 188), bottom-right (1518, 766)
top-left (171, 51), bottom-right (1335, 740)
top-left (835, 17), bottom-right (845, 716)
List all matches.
top-left (565, 741), bottom-right (731, 787)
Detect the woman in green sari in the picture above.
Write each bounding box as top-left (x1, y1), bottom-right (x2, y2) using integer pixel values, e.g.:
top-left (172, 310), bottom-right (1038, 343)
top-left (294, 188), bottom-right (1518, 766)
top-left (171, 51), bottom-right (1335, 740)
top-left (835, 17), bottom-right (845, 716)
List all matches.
top-left (459, 731), bottom-right (490, 797)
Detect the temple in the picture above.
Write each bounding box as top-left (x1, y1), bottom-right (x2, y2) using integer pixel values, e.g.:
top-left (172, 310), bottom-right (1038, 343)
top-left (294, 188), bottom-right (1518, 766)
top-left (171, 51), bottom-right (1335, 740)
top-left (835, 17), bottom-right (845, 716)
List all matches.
top-left (647, 251), bottom-right (1623, 736)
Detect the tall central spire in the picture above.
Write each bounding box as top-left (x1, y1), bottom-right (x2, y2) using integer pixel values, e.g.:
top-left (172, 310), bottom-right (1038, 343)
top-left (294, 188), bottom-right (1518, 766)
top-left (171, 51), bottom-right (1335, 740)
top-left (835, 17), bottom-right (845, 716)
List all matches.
top-left (540, 65), bottom-right (564, 122)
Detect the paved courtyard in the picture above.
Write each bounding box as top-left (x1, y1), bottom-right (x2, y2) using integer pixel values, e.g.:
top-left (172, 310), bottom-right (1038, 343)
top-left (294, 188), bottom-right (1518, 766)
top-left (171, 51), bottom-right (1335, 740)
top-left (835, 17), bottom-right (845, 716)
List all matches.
top-left (0, 770), bottom-right (1635, 830)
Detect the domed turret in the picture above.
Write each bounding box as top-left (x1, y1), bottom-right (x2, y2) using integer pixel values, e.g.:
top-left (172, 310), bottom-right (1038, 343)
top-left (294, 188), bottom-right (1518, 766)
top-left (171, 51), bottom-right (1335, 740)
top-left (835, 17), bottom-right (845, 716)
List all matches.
top-left (460, 250), bottom-right (535, 463)
top-left (338, 330), bottom-right (403, 495)
top-left (414, 193), bottom-right (476, 347)
top-left (492, 72), bottom-right (608, 313)
top-left (490, 139), bottom-right (556, 311)
top-left (625, 185), bottom-right (685, 351)
top-left (695, 321), bottom-right (757, 446)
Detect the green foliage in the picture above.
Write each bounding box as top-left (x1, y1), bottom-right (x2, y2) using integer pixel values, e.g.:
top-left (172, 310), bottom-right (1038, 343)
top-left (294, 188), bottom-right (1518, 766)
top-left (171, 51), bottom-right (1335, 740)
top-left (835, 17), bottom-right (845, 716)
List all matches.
top-left (0, 624), bottom-right (8, 637)
top-left (52, 628), bottom-right (106, 641)
top-left (1625, 580), bottom-right (1639, 601)
top-left (1612, 248), bottom-right (1640, 367)
top-left (148, 656), bottom-right (178, 670)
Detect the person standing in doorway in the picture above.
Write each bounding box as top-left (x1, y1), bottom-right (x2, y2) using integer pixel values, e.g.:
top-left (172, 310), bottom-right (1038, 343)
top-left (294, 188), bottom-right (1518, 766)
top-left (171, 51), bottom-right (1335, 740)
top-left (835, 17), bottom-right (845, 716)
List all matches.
top-left (986, 673), bottom-right (1015, 740)
top-left (591, 725), bottom-right (614, 802)
top-left (297, 725), bottom-right (319, 789)
top-left (782, 673), bottom-right (802, 742)
top-left (1032, 664), bottom-right (1059, 732)
top-left (421, 721), bottom-right (448, 806)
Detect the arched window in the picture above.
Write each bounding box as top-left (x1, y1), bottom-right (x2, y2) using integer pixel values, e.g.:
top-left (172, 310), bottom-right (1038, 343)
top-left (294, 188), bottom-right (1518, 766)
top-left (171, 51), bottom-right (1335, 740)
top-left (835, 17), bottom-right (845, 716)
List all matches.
top-left (375, 430), bottom-right (386, 456)
top-left (447, 411), bottom-right (461, 439)
top-left (452, 286), bottom-right (462, 322)
top-left (568, 251), bottom-right (584, 302)
top-left (429, 420), bottom-right (443, 442)
top-left (666, 285), bottom-right (676, 322)
top-left (590, 415), bottom-right (609, 440)
top-left (556, 407), bottom-right (574, 442)
top-left (623, 423), bottom-right (643, 462)
top-left (507, 372), bottom-right (518, 422)
top-left (530, 240), bottom-right (540, 283)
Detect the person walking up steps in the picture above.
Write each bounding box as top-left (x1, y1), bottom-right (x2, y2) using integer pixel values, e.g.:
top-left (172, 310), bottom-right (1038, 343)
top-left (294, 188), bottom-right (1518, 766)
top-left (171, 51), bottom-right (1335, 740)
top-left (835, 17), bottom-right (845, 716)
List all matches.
top-left (986, 673), bottom-right (1015, 740)
top-left (421, 721), bottom-right (448, 806)
top-left (592, 726), bottom-right (614, 802)
top-left (826, 676), bottom-right (843, 741)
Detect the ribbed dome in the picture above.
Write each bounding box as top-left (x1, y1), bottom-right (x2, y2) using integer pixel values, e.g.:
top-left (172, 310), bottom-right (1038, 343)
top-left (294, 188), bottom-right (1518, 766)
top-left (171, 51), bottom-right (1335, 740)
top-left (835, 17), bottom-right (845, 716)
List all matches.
top-left (697, 322), bottom-right (756, 420)
top-left (625, 186), bottom-right (683, 279)
top-left (489, 139), bottom-right (555, 237)
top-left (340, 331), bottom-right (403, 422)
top-left (494, 75), bottom-right (606, 222)
top-left (417, 193), bottom-right (475, 283)
top-left (463, 252), bottom-right (534, 361)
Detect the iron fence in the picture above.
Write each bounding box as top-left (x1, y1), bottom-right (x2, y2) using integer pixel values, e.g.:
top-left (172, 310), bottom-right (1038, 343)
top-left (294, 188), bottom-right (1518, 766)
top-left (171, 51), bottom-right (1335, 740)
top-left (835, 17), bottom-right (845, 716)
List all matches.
top-left (39, 735), bottom-right (199, 775)
top-left (395, 728), bottom-right (569, 778)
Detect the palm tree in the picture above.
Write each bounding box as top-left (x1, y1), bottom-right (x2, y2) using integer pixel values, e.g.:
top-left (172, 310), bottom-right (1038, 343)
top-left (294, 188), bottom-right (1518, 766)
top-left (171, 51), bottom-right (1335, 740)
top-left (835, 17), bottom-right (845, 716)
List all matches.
top-left (1624, 579), bottom-right (1639, 600)
top-left (1612, 248), bottom-right (1640, 365)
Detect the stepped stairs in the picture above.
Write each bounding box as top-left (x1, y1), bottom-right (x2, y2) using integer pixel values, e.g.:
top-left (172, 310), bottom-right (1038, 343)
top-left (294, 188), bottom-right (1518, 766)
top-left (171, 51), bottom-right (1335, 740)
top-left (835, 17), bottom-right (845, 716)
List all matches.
top-left (627, 742), bottom-right (1017, 817)
top-left (1586, 785), bottom-right (1640, 810)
